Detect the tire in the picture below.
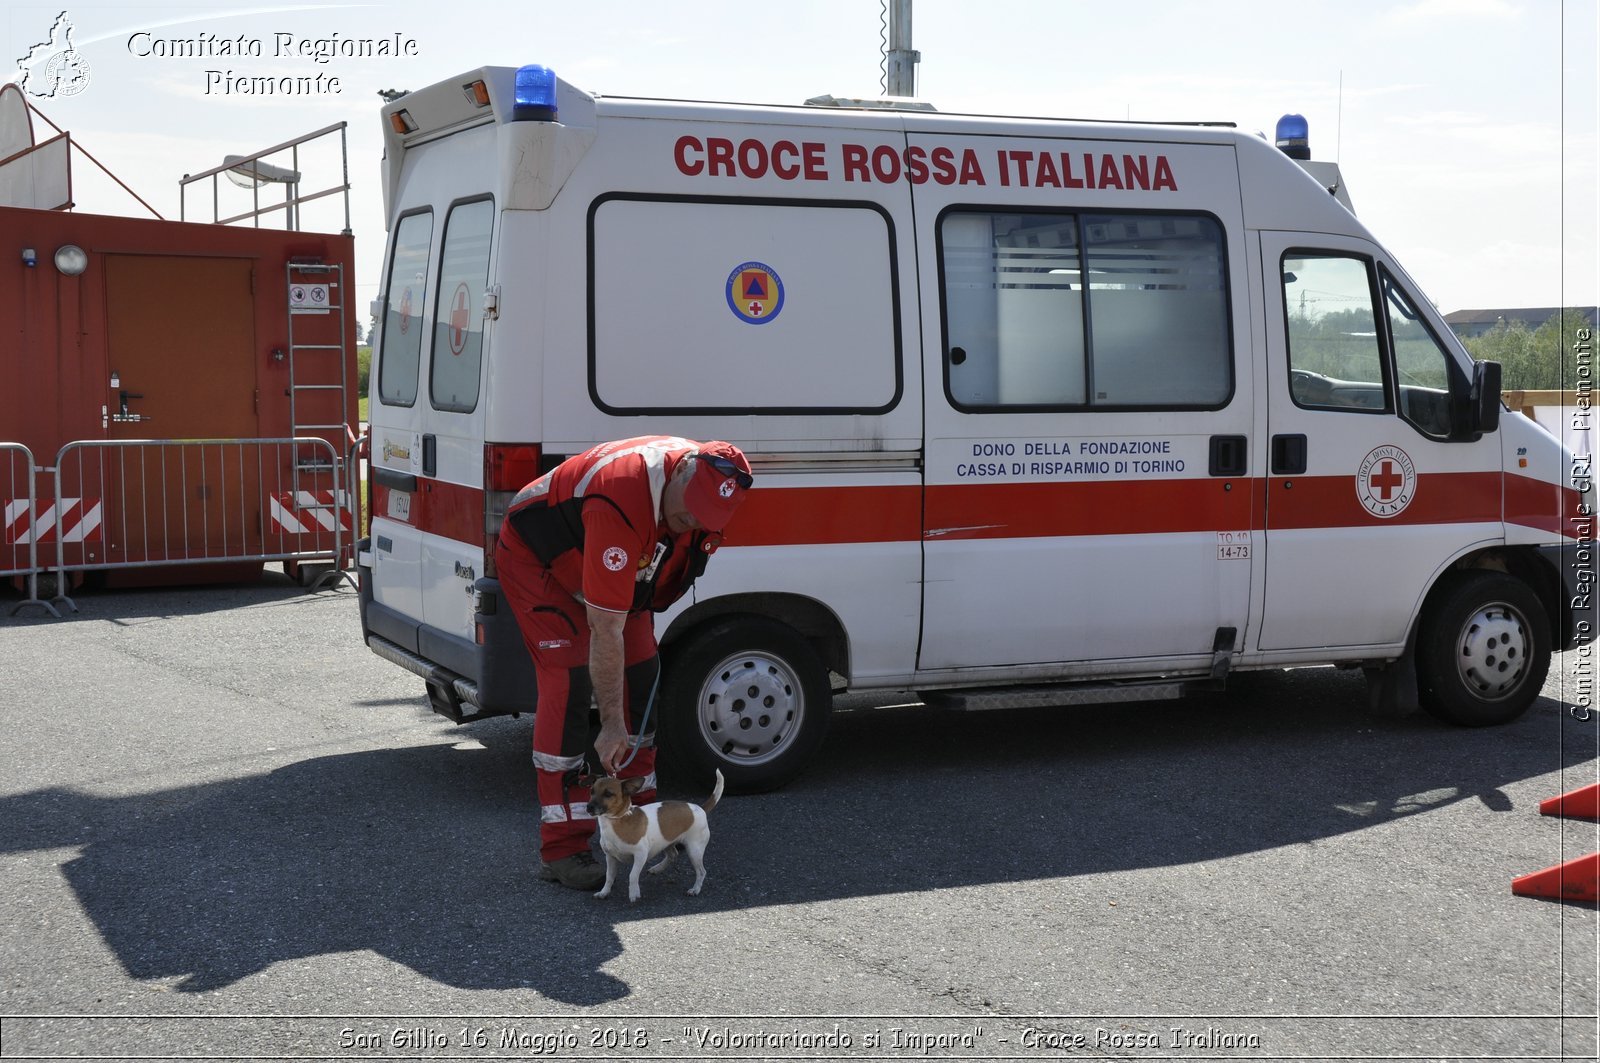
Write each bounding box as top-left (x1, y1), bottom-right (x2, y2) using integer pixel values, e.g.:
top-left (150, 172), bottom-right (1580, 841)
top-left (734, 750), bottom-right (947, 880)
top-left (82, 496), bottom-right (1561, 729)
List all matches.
top-left (659, 616), bottom-right (831, 793)
top-left (1416, 571), bottom-right (1551, 726)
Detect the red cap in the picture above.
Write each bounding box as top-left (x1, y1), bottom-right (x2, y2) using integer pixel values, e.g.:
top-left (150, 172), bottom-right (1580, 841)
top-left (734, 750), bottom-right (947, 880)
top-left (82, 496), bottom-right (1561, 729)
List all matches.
top-left (682, 441), bottom-right (752, 531)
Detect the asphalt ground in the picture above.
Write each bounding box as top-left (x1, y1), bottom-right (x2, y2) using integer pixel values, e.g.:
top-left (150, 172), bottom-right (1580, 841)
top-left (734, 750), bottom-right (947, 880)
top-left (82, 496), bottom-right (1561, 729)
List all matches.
top-left (0, 575), bottom-right (1595, 1062)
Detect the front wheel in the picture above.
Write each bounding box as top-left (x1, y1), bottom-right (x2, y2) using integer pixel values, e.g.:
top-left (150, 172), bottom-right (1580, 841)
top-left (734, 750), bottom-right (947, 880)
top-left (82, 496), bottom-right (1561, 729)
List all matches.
top-left (1416, 571), bottom-right (1551, 726)
top-left (659, 616), bottom-right (832, 793)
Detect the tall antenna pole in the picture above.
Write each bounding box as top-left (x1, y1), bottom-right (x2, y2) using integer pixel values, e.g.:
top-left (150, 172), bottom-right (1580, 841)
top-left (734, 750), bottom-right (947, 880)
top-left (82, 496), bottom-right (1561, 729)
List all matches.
top-left (885, 0), bottom-right (920, 97)
top-left (1336, 70), bottom-right (1344, 162)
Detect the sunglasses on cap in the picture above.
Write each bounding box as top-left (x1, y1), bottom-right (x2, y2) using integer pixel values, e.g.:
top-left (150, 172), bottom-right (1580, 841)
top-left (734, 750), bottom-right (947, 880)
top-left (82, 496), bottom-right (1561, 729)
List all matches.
top-left (702, 454), bottom-right (753, 490)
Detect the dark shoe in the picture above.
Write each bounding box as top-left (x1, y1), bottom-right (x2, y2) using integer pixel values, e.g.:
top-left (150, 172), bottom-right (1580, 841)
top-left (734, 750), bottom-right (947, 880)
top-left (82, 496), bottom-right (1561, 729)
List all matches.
top-left (538, 851), bottom-right (605, 890)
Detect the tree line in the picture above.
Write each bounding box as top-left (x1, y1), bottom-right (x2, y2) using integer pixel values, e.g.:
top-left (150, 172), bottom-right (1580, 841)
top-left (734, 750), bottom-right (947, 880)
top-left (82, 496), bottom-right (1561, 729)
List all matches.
top-left (1460, 308), bottom-right (1597, 391)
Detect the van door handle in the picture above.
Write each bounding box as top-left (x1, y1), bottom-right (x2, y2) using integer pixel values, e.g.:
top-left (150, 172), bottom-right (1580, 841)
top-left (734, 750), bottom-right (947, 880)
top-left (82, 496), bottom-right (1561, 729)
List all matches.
top-left (1208, 435), bottom-right (1247, 477)
top-left (1271, 434), bottom-right (1308, 475)
top-left (422, 433), bottom-right (437, 478)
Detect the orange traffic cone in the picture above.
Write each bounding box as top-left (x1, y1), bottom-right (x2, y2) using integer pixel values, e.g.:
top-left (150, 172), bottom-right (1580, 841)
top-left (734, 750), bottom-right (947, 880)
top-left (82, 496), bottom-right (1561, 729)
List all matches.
top-left (1511, 853), bottom-right (1600, 903)
top-left (1539, 782), bottom-right (1600, 821)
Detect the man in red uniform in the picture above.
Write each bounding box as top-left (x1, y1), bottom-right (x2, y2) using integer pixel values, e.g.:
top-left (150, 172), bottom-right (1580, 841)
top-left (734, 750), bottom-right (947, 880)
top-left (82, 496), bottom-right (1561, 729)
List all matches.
top-left (494, 436), bottom-right (754, 889)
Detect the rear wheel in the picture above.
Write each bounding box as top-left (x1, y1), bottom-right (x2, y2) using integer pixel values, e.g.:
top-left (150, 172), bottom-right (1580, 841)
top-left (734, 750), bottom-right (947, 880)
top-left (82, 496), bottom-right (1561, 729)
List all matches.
top-left (1416, 571), bottom-right (1550, 726)
top-left (660, 616), bottom-right (831, 793)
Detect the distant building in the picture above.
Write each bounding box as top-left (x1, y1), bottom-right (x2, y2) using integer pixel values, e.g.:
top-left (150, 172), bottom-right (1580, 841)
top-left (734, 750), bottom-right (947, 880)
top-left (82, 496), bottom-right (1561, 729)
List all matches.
top-left (1444, 307), bottom-right (1595, 339)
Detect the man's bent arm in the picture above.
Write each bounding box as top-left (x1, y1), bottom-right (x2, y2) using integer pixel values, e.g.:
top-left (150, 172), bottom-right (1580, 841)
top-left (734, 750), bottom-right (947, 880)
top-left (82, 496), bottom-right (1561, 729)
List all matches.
top-left (587, 604), bottom-right (629, 771)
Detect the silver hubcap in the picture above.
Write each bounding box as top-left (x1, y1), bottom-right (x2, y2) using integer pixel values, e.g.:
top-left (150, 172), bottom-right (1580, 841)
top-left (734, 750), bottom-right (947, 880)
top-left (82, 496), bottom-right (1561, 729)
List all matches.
top-left (695, 650), bottom-right (804, 766)
top-left (1457, 601), bottom-right (1530, 700)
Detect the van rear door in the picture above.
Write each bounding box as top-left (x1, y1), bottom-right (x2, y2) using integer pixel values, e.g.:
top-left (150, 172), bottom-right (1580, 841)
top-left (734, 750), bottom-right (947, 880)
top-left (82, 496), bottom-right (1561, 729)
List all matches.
top-left (412, 195), bottom-right (495, 645)
top-left (368, 208), bottom-right (434, 625)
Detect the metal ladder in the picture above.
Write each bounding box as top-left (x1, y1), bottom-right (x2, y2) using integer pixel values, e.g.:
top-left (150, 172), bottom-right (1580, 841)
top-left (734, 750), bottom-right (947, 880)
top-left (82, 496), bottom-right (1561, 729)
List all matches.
top-left (284, 259), bottom-right (351, 549)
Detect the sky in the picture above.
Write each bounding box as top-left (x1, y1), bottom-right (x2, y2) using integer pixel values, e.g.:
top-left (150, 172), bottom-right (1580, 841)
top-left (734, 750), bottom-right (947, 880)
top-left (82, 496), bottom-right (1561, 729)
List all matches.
top-left (4, 0), bottom-right (1596, 320)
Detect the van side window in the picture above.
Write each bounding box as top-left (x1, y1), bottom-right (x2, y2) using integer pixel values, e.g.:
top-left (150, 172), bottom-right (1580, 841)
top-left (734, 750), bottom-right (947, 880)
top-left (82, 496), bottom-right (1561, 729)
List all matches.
top-left (1381, 269), bottom-right (1455, 439)
top-left (941, 210), bottom-right (1231, 409)
top-left (429, 198), bottom-right (494, 414)
top-left (1082, 214), bottom-right (1230, 406)
top-left (944, 212), bottom-right (1085, 405)
top-left (378, 211), bottom-right (433, 407)
top-left (589, 197), bottom-right (900, 414)
top-left (1281, 254), bottom-right (1391, 413)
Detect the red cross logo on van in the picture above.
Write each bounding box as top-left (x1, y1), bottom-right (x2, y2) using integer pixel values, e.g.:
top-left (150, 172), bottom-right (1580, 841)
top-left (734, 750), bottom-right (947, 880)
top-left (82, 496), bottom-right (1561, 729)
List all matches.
top-left (1356, 445), bottom-right (1417, 519)
top-left (1368, 461), bottom-right (1403, 500)
top-left (449, 282), bottom-right (470, 355)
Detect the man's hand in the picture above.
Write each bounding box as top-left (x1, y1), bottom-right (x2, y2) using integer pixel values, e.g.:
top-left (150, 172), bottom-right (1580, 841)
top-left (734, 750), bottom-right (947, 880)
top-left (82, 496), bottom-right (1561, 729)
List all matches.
top-left (594, 719), bottom-right (629, 775)
top-left (587, 604), bottom-right (629, 773)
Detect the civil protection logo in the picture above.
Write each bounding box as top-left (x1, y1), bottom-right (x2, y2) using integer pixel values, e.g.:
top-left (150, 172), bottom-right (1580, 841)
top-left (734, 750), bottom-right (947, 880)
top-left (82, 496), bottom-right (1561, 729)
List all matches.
top-left (725, 262), bottom-right (784, 325)
top-left (14, 11), bottom-right (91, 99)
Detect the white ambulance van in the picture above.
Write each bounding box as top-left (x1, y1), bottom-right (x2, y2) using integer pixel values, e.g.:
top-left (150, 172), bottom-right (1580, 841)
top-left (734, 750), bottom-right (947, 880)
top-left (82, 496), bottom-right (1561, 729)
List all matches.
top-left (359, 64), bottom-right (1592, 791)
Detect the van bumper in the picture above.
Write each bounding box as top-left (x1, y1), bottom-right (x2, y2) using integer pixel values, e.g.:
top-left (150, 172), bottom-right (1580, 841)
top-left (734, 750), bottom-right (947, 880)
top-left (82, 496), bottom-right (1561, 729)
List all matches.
top-left (356, 541), bottom-right (537, 720)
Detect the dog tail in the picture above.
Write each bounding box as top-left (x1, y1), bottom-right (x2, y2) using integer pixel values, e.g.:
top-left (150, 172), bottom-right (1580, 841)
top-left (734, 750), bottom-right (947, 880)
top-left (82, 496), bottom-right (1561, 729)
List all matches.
top-left (701, 769), bottom-right (725, 814)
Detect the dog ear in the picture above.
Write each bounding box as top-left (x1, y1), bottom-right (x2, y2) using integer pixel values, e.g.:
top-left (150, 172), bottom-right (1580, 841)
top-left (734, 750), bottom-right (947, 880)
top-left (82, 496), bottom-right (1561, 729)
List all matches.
top-left (621, 776), bottom-right (645, 795)
top-left (575, 773), bottom-right (597, 789)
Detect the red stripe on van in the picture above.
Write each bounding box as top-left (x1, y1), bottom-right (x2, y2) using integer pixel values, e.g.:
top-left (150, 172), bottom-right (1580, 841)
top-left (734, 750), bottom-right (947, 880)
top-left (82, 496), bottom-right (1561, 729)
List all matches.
top-left (381, 478), bottom-right (924, 550)
top-left (924, 478), bottom-right (1254, 540)
top-left (379, 469), bottom-right (1579, 552)
top-left (721, 485), bottom-right (922, 546)
top-left (374, 478), bottom-right (485, 545)
top-left (1266, 471), bottom-right (1502, 530)
top-left (1505, 473), bottom-right (1588, 537)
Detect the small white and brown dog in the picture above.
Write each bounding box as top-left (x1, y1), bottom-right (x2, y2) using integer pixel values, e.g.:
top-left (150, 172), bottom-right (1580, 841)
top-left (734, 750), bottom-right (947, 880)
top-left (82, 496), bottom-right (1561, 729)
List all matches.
top-left (585, 770), bottom-right (724, 902)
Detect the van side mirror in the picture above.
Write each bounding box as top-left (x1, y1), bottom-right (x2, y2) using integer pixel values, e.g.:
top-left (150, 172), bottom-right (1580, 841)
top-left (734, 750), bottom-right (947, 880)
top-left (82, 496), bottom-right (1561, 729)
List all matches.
top-left (1470, 360), bottom-right (1502, 435)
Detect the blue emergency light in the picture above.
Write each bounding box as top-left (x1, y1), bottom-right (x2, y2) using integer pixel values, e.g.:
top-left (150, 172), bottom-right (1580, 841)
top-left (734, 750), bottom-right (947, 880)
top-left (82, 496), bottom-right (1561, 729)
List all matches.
top-left (513, 64), bottom-right (558, 122)
top-left (1275, 113), bottom-right (1310, 160)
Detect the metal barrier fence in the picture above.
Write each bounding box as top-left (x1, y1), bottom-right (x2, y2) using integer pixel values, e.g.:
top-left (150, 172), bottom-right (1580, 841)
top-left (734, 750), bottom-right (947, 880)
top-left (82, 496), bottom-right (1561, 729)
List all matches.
top-left (1, 436), bottom-right (355, 616)
top-left (1, 443), bottom-right (57, 617)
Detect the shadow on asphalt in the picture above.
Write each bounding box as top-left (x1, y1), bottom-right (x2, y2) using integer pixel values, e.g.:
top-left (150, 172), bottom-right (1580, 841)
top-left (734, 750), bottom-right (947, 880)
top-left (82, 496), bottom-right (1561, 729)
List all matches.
top-left (0, 604), bottom-right (1591, 1002)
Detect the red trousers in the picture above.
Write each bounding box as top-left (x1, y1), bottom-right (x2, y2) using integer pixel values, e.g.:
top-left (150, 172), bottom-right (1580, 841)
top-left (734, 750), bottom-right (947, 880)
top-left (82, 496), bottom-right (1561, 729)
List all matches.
top-left (495, 529), bottom-right (659, 862)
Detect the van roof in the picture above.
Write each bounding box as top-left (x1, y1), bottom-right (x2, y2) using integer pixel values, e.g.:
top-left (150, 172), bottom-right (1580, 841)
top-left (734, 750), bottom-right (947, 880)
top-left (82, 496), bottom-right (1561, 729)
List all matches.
top-left (382, 65), bottom-right (1247, 149)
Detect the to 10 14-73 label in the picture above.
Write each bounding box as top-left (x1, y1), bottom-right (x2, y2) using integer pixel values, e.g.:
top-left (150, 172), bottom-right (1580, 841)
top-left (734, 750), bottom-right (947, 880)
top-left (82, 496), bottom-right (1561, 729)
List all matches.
top-left (1217, 530), bottom-right (1251, 560)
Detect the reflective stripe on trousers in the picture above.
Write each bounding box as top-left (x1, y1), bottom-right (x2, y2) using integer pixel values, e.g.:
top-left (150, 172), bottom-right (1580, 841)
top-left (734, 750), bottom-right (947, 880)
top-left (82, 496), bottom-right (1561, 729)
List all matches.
top-left (540, 772), bottom-right (657, 823)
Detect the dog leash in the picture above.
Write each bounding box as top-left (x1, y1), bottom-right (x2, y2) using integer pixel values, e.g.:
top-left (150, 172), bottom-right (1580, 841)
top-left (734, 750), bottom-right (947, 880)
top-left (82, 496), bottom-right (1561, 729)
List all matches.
top-left (555, 666), bottom-right (659, 809)
top-left (613, 660), bottom-right (661, 773)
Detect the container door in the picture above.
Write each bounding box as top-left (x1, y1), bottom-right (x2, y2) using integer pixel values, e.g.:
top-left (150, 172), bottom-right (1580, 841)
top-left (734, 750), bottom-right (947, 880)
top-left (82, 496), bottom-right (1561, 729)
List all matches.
top-left (911, 134), bottom-right (1258, 672)
top-left (100, 254), bottom-right (262, 563)
top-left (1258, 232), bottom-right (1503, 651)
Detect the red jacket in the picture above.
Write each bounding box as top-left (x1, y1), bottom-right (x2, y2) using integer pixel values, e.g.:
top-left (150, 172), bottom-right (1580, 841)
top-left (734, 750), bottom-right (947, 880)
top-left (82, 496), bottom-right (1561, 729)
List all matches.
top-left (500, 436), bottom-right (713, 613)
